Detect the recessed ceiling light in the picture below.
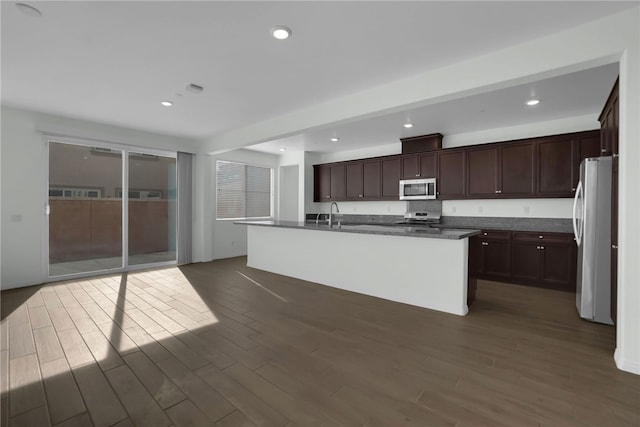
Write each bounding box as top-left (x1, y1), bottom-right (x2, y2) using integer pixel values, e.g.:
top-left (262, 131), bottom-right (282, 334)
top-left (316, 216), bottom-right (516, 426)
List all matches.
top-left (161, 101), bottom-right (173, 107)
top-left (279, 147), bottom-right (287, 152)
top-left (330, 137), bottom-right (339, 142)
top-left (271, 26), bottom-right (292, 40)
top-left (15, 2), bottom-right (42, 17)
top-left (526, 99), bottom-right (540, 106)
top-left (403, 123), bottom-right (414, 128)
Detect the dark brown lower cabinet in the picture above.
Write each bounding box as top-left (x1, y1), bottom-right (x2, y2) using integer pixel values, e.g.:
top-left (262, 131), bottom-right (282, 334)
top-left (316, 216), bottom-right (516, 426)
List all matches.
top-left (478, 239), bottom-right (511, 279)
top-left (470, 230), bottom-right (576, 292)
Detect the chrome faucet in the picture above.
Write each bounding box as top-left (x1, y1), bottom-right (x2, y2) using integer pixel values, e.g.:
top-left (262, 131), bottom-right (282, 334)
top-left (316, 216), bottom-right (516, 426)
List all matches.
top-left (328, 201), bottom-right (340, 227)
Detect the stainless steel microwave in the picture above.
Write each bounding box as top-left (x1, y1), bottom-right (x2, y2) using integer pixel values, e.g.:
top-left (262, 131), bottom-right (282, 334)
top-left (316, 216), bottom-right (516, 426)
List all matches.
top-left (399, 178), bottom-right (437, 200)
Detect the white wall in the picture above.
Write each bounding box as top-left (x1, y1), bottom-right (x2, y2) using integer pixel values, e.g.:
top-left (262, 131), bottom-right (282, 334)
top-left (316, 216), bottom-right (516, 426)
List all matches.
top-left (278, 150), bottom-right (307, 221)
top-left (0, 106), bottom-right (197, 290)
top-left (308, 114), bottom-right (597, 219)
top-left (206, 149), bottom-right (280, 261)
top-left (278, 165), bottom-right (299, 221)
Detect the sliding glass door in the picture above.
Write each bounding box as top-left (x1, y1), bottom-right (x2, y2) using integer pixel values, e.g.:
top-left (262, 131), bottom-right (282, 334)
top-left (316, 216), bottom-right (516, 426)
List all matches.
top-left (48, 140), bottom-right (177, 278)
top-left (48, 142), bottom-right (123, 276)
top-left (128, 152), bottom-right (176, 266)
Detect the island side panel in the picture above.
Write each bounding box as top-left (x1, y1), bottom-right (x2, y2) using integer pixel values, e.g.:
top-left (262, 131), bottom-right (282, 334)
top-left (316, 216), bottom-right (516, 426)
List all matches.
top-left (246, 226), bottom-right (469, 316)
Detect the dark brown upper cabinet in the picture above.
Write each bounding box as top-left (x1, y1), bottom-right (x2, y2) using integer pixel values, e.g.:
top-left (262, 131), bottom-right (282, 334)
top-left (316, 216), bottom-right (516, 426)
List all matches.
top-left (313, 163), bottom-right (345, 201)
top-left (572, 131), bottom-right (601, 191)
top-left (313, 129), bottom-right (600, 202)
top-left (363, 160), bottom-right (382, 198)
top-left (329, 164), bottom-right (346, 200)
top-left (537, 137), bottom-right (573, 197)
top-left (346, 161), bottom-right (364, 200)
top-left (500, 142), bottom-right (535, 197)
top-left (381, 156), bottom-right (402, 199)
top-left (401, 152), bottom-right (436, 179)
top-left (437, 149), bottom-right (465, 199)
top-left (314, 164), bottom-right (331, 201)
top-left (536, 130), bottom-right (600, 198)
top-left (346, 159), bottom-right (381, 200)
top-left (599, 77), bottom-right (618, 157)
top-left (466, 146), bottom-right (498, 197)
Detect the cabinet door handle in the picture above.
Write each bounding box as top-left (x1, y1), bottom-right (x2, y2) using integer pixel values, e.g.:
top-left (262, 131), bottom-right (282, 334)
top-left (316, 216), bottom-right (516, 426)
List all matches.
top-left (612, 244), bottom-right (618, 249)
top-left (325, 196), bottom-right (330, 199)
top-left (483, 232), bottom-right (487, 236)
top-left (540, 246), bottom-right (545, 250)
top-left (613, 153), bottom-right (619, 158)
top-left (358, 194), bottom-right (363, 198)
top-left (572, 187), bottom-right (576, 191)
top-left (539, 235), bottom-right (543, 239)
top-left (481, 242), bottom-right (489, 246)
top-left (416, 174), bottom-right (420, 177)
top-left (601, 148), bottom-right (607, 153)
top-left (495, 190), bottom-right (502, 194)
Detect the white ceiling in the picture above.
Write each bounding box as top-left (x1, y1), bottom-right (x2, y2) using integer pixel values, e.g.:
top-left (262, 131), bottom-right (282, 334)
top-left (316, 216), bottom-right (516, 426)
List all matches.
top-left (1, 1), bottom-right (634, 151)
top-left (249, 63), bottom-right (620, 154)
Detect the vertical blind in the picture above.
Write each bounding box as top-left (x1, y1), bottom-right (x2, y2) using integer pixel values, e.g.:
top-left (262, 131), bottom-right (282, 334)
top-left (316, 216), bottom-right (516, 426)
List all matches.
top-left (177, 152), bottom-right (193, 264)
top-left (216, 161), bottom-right (272, 219)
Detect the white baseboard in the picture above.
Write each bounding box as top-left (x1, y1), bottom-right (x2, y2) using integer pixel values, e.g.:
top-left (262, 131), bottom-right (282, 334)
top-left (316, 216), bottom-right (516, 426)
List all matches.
top-left (614, 348), bottom-right (640, 375)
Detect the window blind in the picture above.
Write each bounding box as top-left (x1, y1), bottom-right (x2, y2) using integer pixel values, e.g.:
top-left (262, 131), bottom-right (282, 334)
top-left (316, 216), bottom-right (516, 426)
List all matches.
top-left (216, 161), bottom-right (272, 219)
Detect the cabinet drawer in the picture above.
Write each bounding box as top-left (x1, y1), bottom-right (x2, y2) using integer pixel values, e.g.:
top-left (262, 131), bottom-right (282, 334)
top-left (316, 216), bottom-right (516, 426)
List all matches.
top-left (513, 232), bottom-right (573, 243)
top-left (479, 230), bottom-right (511, 240)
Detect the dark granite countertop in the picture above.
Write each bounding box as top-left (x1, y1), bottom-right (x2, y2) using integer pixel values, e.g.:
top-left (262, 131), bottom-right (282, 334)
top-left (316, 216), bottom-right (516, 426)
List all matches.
top-left (305, 214), bottom-right (574, 234)
top-left (235, 220), bottom-right (480, 240)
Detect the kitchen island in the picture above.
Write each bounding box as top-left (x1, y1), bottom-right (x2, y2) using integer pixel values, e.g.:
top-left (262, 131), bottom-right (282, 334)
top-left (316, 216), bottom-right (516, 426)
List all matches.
top-left (236, 220), bottom-right (480, 316)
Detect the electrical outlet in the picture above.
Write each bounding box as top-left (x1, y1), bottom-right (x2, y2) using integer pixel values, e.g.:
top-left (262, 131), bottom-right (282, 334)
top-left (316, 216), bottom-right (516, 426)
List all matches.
top-left (478, 206), bottom-right (483, 213)
top-left (524, 206), bottom-right (530, 214)
top-left (451, 206), bottom-right (457, 213)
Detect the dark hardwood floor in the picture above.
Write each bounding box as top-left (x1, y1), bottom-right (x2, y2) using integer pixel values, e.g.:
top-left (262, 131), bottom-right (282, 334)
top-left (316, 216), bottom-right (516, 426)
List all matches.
top-left (1, 256), bottom-right (638, 427)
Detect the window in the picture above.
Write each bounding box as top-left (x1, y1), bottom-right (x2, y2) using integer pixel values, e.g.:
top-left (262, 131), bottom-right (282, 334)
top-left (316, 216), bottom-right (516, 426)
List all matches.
top-left (216, 160), bottom-right (272, 219)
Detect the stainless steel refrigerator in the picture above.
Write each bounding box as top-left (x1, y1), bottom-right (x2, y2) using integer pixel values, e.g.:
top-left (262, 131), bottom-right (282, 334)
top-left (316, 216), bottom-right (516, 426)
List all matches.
top-left (572, 156), bottom-right (613, 325)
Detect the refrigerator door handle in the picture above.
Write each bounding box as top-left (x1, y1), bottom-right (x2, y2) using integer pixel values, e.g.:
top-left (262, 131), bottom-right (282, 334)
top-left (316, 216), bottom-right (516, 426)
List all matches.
top-left (573, 181), bottom-right (583, 246)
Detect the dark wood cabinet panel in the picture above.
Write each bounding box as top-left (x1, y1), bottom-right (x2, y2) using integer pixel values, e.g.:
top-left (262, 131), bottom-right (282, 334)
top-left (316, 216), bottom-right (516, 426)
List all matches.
top-left (420, 153), bottom-right (437, 178)
top-left (572, 131), bottom-right (601, 192)
top-left (511, 232), bottom-right (576, 290)
top-left (381, 157), bottom-right (401, 199)
top-left (330, 164), bottom-right (346, 200)
top-left (470, 230), bottom-right (576, 292)
top-left (482, 240), bottom-right (511, 278)
top-left (363, 160), bottom-right (381, 199)
top-left (402, 155), bottom-right (420, 179)
top-left (540, 243), bottom-right (575, 290)
top-left (537, 138), bottom-right (573, 196)
top-left (512, 242), bottom-right (542, 282)
top-left (599, 77), bottom-right (618, 323)
top-left (346, 162), bottom-right (364, 199)
top-left (437, 150), bottom-right (465, 198)
top-left (402, 153), bottom-right (436, 179)
top-left (314, 164), bottom-right (331, 201)
top-left (473, 231), bottom-right (511, 278)
top-left (467, 147), bottom-right (498, 197)
top-left (314, 129), bottom-right (600, 202)
top-left (500, 142), bottom-right (535, 196)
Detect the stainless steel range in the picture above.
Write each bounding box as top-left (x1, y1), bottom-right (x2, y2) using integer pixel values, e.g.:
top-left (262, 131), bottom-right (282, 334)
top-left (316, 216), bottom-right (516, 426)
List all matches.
top-left (398, 200), bottom-right (442, 226)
